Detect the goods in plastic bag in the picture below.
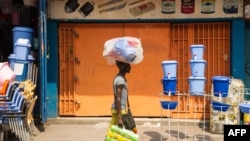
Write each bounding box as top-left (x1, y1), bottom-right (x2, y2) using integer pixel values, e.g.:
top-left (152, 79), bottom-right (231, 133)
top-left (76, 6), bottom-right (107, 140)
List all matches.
top-left (103, 37), bottom-right (143, 65)
top-left (105, 125), bottom-right (139, 141)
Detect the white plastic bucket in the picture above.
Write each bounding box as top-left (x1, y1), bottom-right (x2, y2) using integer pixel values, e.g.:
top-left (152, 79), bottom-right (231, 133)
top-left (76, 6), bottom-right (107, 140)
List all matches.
top-left (189, 60), bottom-right (206, 77)
top-left (189, 76), bottom-right (206, 95)
top-left (190, 45), bottom-right (205, 60)
top-left (161, 60), bottom-right (178, 78)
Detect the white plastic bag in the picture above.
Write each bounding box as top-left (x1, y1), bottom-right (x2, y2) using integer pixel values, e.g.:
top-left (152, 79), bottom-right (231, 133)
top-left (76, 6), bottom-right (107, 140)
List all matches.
top-left (103, 37), bottom-right (143, 65)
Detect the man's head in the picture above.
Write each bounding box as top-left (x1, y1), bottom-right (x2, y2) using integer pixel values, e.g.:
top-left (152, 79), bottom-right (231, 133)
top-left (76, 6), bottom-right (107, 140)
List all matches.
top-left (116, 61), bottom-right (131, 73)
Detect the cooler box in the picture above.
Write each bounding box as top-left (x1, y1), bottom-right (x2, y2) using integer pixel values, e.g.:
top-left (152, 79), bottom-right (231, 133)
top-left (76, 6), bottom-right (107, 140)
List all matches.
top-left (12, 26), bottom-right (33, 51)
top-left (14, 38), bottom-right (31, 60)
top-left (14, 60), bottom-right (29, 81)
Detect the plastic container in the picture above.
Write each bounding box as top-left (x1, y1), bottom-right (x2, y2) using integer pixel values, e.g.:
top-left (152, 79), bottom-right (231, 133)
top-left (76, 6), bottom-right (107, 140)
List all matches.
top-left (243, 113), bottom-right (250, 125)
top-left (14, 38), bottom-right (31, 60)
top-left (114, 38), bottom-right (136, 63)
top-left (239, 103), bottom-right (250, 114)
top-left (160, 100), bottom-right (178, 110)
top-left (0, 62), bottom-right (16, 90)
top-left (27, 55), bottom-right (35, 79)
top-left (8, 54), bottom-right (16, 70)
top-left (28, 55), bottom-right (35, 62)
top-left (0, 80), bottom-right (9, 95)
top-left (212, 101), bottom-right (230, 112)
top-left (188, 76), bottom-right (206, 95)
top-left (190, 45), bottom-right (205, 60)
top-left (161, 60), bottom-right (178, 78)
top-left (12, 26), bottom-right (34, 51)
top-left (189, 60), bottom-right (206, 77)
top-left (212, 76), bottom-right (231, 97)
top-left (161, 77), bottom-right (177, 95)
top-left (14, 60), bottom-right (29, 81)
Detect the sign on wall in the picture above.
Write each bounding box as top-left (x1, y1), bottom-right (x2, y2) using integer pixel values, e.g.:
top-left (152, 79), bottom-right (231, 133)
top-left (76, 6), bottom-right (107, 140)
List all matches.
top-left (48, 0), bottom-right (243, 20)
top-left (244, 0), bottom-right (250, 20)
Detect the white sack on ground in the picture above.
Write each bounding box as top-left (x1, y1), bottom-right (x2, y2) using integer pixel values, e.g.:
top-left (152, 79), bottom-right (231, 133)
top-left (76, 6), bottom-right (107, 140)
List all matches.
top-left (103, 37), bottom-right (143, 65)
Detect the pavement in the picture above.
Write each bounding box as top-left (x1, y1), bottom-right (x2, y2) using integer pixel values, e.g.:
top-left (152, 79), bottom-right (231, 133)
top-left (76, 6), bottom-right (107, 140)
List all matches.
top-left (27, 117), bottom-right (224, 141)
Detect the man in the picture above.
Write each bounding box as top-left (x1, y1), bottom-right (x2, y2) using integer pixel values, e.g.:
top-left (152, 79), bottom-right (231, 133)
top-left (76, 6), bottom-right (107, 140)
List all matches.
top-left (108, 60), bottom-right (137, 133)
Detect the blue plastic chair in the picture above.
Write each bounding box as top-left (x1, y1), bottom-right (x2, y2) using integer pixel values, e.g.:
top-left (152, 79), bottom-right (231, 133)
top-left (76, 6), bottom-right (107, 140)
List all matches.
top-left (0, 82), bottom-right (19, 101)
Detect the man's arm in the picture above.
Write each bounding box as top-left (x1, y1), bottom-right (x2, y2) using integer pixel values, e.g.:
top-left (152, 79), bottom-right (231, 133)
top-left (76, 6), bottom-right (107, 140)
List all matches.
top-left (116, 84), bottom-right (123, 128)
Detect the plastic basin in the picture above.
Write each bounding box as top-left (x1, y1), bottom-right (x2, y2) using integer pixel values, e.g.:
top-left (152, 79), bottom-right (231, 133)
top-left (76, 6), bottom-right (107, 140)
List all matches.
top-left (160, 100), bottom-right (178, 110)
top-left (239, 103), bottom-right (250, 114)
top-left (212, 101), bottom-right (230, 112)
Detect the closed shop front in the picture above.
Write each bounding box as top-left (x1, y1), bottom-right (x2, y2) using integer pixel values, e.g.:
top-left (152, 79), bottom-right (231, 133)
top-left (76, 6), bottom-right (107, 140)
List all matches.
top-left (58, 22), bottom-right (230, 118)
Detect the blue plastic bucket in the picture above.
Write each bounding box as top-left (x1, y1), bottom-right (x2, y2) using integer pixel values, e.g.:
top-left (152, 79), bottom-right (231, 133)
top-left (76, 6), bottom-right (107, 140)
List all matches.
top-left (188, 76), bottom-right (206, 95)
top-left (12, 26), bottom-right (33, 52)
top-left (189, 60), bottom-right (206, 77)
top-left (161, 77), bottom-right (177, 95)
top-left (190, 45), bottom-right (205, 60)
top-left (161, 60), bottom-right (178, 78)
top-left (14, 59), bottom-right (28, 81)
top-left (212, 76), bottom-right (231, 97)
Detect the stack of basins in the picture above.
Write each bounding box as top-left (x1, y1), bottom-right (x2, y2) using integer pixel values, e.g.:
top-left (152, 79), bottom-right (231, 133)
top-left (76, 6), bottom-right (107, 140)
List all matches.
top-left (188, 45), bottom-right (207, 96)
top-left (8, 27), bottom-right (35, 81)
top-left (160, 60), bottom-right (178, 110)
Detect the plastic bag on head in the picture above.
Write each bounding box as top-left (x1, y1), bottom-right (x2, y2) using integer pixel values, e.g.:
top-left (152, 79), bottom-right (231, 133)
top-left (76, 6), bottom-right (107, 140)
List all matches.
top-left (103, 36), bottom-right (143, 65)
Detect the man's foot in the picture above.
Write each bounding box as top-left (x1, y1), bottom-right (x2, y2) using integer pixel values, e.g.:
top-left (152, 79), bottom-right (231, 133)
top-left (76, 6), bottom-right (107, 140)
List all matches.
top-left (132, 127), bottom-right (137, 134)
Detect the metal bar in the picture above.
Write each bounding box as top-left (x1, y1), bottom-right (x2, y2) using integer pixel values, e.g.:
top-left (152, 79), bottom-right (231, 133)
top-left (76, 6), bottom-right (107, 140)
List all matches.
top-left (0, 132), bottom-right (3, 141)
top-left (39, 0), bottom-right (48, 123)
top-left (13, 118), bottom-right (20, 139)
top-left (19, 120), bottom-right (25, 141)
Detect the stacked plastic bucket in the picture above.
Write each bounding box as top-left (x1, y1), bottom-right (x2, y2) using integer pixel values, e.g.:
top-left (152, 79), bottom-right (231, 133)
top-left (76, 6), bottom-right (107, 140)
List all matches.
top-left (161, 60), bottom-right (178, 95)
top-left (211, 76), bottom-right (231, 112)
top-left (210, 76), bottom-right (231, 133)
top-left (8, 27), bottom-right (35, 81)
top-left (188, 45), bottom-right (207, 95)
top-left (160, 60), bottom-right (178, 110)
